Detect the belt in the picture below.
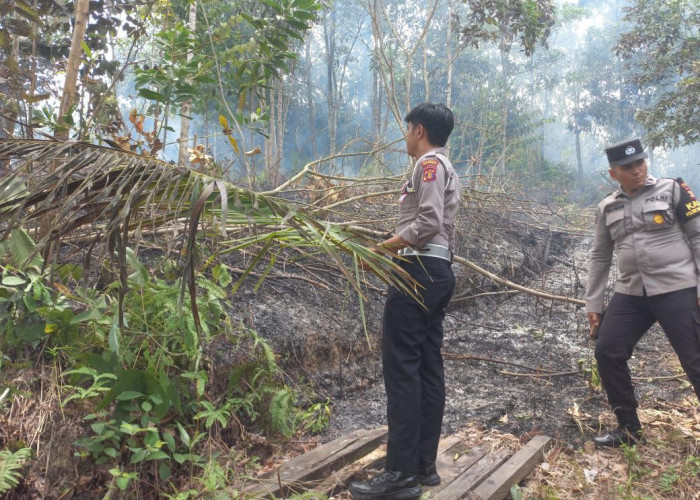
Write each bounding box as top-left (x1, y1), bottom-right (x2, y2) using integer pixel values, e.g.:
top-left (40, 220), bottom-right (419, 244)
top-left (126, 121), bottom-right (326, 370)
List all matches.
top-left (398, 243), bottom-right (452, 261)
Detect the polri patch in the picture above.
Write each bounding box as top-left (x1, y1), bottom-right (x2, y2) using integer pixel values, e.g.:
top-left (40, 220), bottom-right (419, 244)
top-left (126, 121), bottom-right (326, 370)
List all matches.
top-left (421, 158), bottom-right (439, 183)
top-left (676, 178), bottom-right (700, 222)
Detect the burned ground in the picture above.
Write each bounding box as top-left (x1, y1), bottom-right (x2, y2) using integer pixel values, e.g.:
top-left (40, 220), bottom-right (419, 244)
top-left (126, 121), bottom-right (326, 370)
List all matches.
top-left (233, 211), bottom-right (697, 450)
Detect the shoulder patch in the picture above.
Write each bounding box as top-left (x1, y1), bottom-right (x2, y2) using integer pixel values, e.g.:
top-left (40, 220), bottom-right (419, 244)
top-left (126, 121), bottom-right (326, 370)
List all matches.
top-left (421, 158), bottom-right (439, 182)
top-left (675, 177), bottom-right (700, 222)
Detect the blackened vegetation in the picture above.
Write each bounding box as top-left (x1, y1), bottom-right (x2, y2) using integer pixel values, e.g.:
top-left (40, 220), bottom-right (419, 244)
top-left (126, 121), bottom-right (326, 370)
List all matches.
top-left (225, 191), bottom-right (693, 448)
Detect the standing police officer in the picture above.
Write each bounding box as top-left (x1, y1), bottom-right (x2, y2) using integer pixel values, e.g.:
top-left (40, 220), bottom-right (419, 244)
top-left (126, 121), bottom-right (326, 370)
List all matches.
top-left (350, 103), bottom-right (460, 499)
top-left (586, 138), bottom-right (700, 447)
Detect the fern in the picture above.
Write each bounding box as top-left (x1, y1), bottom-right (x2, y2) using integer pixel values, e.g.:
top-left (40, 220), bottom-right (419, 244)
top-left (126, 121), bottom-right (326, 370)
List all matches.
top-left (251, 329), bottom-right (277, 375)
top-left (0, 447), bottom-right (31, 493)
top-left (268, 389), bottom-right (295, 437)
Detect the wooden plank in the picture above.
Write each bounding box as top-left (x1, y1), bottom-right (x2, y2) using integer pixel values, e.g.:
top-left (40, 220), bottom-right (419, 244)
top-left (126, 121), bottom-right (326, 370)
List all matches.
top-left (431, 442), bottom-right (489, 494)
top-left (236, 426), bottom-right (388, 498)
top-left (471, 435), bottom-right (553, 500)
top-left (311, 443), bottom-right (388, 497)
top-left (312, 434), bottom-right (465, 497)
top-left (436, 450), bottom-right (510, 500)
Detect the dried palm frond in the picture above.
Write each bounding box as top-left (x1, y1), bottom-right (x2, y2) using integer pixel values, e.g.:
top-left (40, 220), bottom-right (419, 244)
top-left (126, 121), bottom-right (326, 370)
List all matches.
top-left (0, 139), bottom-right (415, 329)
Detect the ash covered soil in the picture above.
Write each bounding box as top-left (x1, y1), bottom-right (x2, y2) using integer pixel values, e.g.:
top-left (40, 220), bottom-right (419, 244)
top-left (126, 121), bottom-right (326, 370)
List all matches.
top-left (240, 228), bottom-right (696, 448)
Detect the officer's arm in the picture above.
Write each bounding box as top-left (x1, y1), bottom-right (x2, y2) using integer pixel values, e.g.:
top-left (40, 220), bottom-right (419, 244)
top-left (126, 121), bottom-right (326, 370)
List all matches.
top-left (585, 204), bottom-right (614, 315)
top-left (674, 179), bottom-right (700, 303)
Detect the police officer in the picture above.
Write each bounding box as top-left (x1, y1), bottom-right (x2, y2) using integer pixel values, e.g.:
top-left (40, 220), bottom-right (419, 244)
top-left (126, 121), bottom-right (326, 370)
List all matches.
top-left (349, 103), bottom-right (460, 500)
top-left (586, 138), bottom-right (700, 447)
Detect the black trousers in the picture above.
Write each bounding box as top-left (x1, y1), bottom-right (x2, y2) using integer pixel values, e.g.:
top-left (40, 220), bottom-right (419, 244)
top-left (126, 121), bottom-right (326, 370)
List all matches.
top-left (595, 287), bottom-right (700, 416)
top-left (382, 256), bottom-right (455, 474)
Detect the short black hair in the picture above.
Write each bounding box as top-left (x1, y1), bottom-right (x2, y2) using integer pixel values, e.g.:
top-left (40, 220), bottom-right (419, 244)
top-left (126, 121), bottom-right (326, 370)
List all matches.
top-left (404, 103), bottom-right (454, 147)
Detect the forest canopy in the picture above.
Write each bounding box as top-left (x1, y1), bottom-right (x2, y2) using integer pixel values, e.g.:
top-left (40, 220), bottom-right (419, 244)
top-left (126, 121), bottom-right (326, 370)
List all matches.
top-left (1, 0), bottom-right (698, 190)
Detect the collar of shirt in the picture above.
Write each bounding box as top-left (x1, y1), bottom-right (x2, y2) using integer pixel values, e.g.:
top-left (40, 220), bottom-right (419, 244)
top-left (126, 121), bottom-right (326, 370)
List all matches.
top-left (614, 175), bottom-right (658, 198)
top-left (415, 147), bottom-right (449, 163)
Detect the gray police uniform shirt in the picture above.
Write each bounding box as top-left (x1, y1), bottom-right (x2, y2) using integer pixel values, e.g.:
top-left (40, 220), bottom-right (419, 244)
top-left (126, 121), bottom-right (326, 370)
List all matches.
top-left (395, 147), bottom-right (460, 250)
top-left (585, 175), bottom-right (700, 313)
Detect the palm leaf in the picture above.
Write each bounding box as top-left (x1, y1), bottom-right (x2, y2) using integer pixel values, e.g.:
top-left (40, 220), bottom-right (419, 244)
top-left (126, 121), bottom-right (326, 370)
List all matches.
top-left (0, 139), bottom-right (417, 329)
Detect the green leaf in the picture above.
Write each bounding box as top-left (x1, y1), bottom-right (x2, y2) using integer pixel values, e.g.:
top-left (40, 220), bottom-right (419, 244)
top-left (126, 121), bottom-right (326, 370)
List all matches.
top-left (81, 41), bottom-right (92, 59)
top-left (163, 432), bottom-right (176, 453)
top-left (108, 316), bottom-right (120, 354)
top-left (138, 88), bottom-right (166, 102)
top-left (8, 229), bottom-right (42, 270)
top-left (71, 307), bottom-right (106, 324)
top-left (158, 462), bottom-right (171, 481)
top-left (129, 448), bottom-right (148, 464)
top-left (115, 391), bottom-right (145, 401)
top-left (176, 422), bottom-right (190, 448)
top-left (115, 475), bottom-right (131, 490)
top-left (90, 422), bottom-right (107, 434)
top-left (146, 450), bottom-right (169, 461)
top-left (1, 275), bottom-right (26, 286)
top-left (0, 448), bottom-right (31, 493)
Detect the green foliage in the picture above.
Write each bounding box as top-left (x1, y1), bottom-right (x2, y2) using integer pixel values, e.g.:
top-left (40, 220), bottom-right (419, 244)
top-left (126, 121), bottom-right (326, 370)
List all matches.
top-left (0, 447), bottom-right (31, 494)
top-left (659, 466), bottom-right (679, 493)
top-left (577, 357), bottom-right (601, 392)
top-left (203, 0), bottom-right (321, 100)
top-left (615, 0), bottom-right (700, 148)
top-left (0, 230), bottom-right (102, 350)
top-left (134, 22), bottom-right (215, 111)
top-left (300, 399), bottom-right (331, 434)
top-left (268, 388), bottom-right (295, 437)
top-left (0, 227), bottom-right (326, 495)
top-left (460, 0), bottom-right (556, 56)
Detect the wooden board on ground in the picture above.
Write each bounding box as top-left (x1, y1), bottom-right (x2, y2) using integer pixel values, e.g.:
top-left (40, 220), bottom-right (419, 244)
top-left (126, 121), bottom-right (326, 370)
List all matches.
top-left (232, 427), bottom-right (552, 500)
top-left (471, 435), bottom-right (553, 500)
top-left (235, 426), bottom-right (388, 498)
top-left (435, 449), bottom-right (510, 500)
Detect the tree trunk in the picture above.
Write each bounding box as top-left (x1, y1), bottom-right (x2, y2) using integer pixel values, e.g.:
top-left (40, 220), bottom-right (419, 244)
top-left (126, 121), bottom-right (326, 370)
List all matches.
top-left (575, 129), bottom-right (583, 186)
top-left (264, 79), bottom-right (287, 187)
top-left (304, 37), bottom-right (318, 158)
top-left (55, 0), bottom-right (89, 141)
top-left (446, 0), bottom-right (454, 108)
top-left (324, 9), bottom-right (337, 157)
top-left (178, 1), bottom-right (197, 166)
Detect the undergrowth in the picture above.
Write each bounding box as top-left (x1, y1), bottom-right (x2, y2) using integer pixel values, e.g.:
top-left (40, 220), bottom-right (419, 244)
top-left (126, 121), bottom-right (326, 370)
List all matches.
top-left (0, 229), bottom-right (327, 497)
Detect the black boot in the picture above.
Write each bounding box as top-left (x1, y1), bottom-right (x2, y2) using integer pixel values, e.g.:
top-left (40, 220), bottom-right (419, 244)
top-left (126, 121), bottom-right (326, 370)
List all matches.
top-left (594, 408), bottom-right (645, 447)
top-left (348, 470), bottom-right (422, 500)
top-left (415, 463), bottom-right (441, 486)
top-left (594, 425), bottom-right (645, 447)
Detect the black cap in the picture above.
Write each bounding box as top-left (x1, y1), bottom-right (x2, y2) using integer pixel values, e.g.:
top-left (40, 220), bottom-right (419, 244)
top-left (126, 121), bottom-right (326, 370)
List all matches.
top-left (605, 138), bottom-right (648, 166)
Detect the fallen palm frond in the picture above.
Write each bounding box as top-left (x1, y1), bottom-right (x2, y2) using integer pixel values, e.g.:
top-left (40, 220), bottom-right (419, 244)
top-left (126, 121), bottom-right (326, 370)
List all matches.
top-left (0, 139), bottom-right (417, 330)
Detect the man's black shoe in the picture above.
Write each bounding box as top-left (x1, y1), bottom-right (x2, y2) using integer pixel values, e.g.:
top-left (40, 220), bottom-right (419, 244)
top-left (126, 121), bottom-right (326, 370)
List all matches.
top-left (415, 464), bottom-right (441, 486)
top-left (594, 426), bottom-right (645, 447)
top-left (348, 470), bottom-right (422, 500)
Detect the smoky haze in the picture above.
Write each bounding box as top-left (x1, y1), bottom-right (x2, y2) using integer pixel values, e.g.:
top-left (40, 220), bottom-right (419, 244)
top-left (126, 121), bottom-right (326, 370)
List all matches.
top-left (121, 0), bottom-right (699, 195)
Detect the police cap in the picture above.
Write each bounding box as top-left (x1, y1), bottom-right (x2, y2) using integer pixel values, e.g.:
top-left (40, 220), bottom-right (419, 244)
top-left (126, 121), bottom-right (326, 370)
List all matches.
top-left (605, 138), bottom-right (649, 166)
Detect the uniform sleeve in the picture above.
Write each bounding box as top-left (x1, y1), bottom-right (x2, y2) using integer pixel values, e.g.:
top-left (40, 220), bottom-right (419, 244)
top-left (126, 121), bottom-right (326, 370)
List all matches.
top-left (396, 157), bottom-right (445, 248)
top-left (585, 204), bottom-right (614, 313)
top-left (674, 178), bottom-right (700, 297)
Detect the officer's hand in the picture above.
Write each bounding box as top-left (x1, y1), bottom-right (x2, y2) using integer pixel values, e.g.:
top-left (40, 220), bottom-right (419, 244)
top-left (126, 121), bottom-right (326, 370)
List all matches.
top-left (359, 246), bottom-right (381, 272)
top-left (587, 312), bottom-right (601, 340)
top-left (360, 248), bottom-right (377, 271)
top-left (697, 297), bottom-right (700, 309)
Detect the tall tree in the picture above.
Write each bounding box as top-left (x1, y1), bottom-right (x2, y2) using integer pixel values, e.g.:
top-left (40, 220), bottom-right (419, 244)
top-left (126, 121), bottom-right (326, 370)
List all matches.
top-left (55, 0), bottom-right (89, 141)
top-left (459, 0), bottom-right (555, 174)
top-left (177, 1), bottom-right (197, 166)
top-left (615, 0), bottom-right (700, 148)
